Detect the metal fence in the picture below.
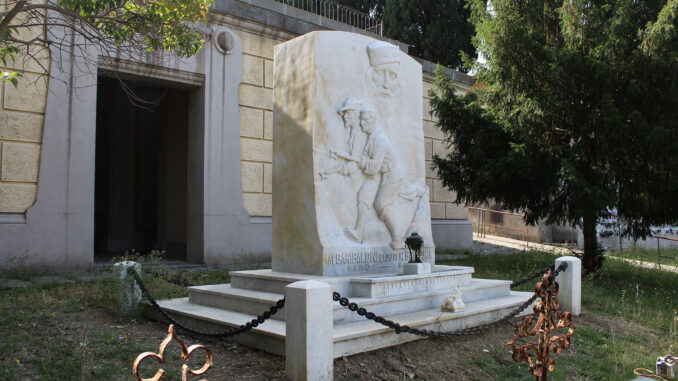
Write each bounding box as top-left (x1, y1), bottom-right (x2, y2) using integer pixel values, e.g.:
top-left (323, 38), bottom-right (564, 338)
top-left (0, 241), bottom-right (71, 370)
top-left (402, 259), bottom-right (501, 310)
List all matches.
top-left (655, 235), bottom-right (678, 268)
top-left (469, 207), bottom-right (530, 248)
top-left (273, 0), bottom-right (383, 35)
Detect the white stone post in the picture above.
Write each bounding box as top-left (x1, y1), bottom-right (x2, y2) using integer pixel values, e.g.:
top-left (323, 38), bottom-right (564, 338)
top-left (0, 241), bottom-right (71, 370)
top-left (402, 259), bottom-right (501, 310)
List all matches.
top-left (555, 256), bottom-right (581, 316)
top-left (285, 280), bottom-right (333, 381)
top-left (113, 261), bottom-right (142, 315)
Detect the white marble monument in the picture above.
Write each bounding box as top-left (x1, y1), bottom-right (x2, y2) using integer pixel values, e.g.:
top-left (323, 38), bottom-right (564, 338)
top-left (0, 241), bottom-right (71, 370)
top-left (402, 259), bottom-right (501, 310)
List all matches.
top-left (272, 31), bottom-right (433, 276)
top-left (156, 32), bottom-right (538, 372)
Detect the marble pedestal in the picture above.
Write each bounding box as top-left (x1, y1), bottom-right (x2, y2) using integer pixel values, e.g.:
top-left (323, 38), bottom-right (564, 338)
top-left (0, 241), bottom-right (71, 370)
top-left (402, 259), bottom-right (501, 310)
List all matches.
top-left (155, 265), bottom-right (533, 358)
top-left (402, 262), bottom-right (431, 274)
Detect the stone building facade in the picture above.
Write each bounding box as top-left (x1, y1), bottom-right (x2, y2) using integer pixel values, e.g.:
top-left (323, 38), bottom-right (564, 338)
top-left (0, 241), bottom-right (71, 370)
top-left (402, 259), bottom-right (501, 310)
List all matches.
top-left (0, 0), bottom-right (473, 270)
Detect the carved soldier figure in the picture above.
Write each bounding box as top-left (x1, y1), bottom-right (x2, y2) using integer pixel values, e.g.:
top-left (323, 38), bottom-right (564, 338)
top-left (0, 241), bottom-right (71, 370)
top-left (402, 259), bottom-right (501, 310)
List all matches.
top-left (319, 98), bottom-right (362, 179)
top-left (337, 107), bottom-right (408, 249)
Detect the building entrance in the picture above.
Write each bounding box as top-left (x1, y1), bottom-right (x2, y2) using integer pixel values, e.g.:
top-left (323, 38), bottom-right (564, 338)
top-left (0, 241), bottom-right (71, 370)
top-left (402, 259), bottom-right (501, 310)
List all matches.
top-left (94, 76), bottom-right (189, 260)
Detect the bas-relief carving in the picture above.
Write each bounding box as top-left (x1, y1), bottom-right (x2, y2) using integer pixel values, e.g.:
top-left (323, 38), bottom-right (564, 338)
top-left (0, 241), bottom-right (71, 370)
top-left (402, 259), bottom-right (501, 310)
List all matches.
top-left (321, 105), bottom-right (427, 249)
top-left (366, 42), bottom-right (403, 99)
top-left (273, 31), bottom-right (433, 276)
top-left (317, 41), bottom-right (431, 261)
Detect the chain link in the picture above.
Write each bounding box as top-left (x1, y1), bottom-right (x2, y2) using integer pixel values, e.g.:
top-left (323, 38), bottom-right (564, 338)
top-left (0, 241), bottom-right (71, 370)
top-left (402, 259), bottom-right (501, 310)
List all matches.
top-left (130, 260), bottom-right (567, 340)
top-left (510, 264), bottom-right (555, 288)
top-left (333, 263), bottom-right (568, 338)
top-left (130, 268), bottom-right (284, 338)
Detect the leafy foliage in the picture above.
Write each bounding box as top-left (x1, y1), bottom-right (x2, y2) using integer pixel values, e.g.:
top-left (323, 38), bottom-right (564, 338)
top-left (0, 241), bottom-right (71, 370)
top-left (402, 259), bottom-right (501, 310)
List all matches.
top-left (431, 0), bottom-right (678, 273)
top-left (0, 0), bottom-right (212, 83)
top-left (382, 0), bottom-right (474, 68)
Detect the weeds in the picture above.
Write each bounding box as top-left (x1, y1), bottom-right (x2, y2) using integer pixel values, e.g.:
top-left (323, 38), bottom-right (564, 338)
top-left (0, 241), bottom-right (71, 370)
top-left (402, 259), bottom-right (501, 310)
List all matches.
top-left (440, 251), bottom-right (678, 380)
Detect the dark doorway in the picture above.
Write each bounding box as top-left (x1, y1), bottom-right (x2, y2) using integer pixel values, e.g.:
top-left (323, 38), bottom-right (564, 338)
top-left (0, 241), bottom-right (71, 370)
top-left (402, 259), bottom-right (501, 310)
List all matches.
top-left (95, 76), bottom-right (189, 261)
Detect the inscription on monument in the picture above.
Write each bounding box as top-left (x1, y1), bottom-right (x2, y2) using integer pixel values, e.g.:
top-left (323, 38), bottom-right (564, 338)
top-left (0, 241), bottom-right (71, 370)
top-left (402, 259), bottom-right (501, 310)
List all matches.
top-left (326, 248), bottom-right (434, 265)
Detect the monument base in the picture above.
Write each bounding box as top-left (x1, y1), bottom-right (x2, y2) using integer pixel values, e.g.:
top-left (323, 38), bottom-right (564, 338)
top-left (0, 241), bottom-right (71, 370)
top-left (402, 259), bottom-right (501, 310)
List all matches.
top-left (154, 265), bottom-right (532, 358)
top-left (402, 262), bottom-right (431, 274)
top-left (432, 220), bottom-right (474, 251)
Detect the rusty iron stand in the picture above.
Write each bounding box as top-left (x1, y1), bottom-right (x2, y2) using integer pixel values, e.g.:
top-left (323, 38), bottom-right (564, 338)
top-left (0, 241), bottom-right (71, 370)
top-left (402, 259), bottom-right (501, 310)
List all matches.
top-left (133, 324), bottom-right (213, 381)
top-left (507, 268), bottom-right (575, 381)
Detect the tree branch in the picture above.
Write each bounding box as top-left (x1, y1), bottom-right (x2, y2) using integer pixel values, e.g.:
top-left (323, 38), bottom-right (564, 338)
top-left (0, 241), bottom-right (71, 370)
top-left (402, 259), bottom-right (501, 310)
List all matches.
top-left (0, 0), bottom-right (27, 40)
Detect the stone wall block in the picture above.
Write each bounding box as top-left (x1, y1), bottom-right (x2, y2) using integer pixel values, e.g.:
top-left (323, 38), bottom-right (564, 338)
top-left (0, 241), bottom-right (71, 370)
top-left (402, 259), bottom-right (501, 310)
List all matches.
top-left (424, 138), bottom-right (433, 160)
top-left (241, 162), bottom-right (264, 193)
top-left (237, 30), bottom-right (278, 59)
top-left (0, 183), bottom-right (36, 212)
top-left (263, 110), bottom-right (273, 140)
top-left (264, 59), bottom-right (274, 89)
top-left (239, 107), bottom-right (264, 138)
top-left (422, 99), bottom-right (432, 122)
top-left (243, 193), bottom-right (272, 216)
top-left (1, 142), bottom-right (40, 182)
top-left (240, 138), bottom-right (272, 162)
top-left (239, 84), bottom-right (273, 110)
top-left (11, 10), bottom-right (45, 45)
top-left (4, 45), bottom-right (51, 74)
top-left (423, 81), bottom-right (437, 98)
top-left (0, 109), bottom-right (43, 142)
top-left (432, 139), bottom-right (450, 158)
top-left (263, 163), bottom-right (272, 193)
top-left (424, 120), bottom-right (445, 140)
top-left (430, 202), bottom-right (446, 219)
top-left (3, 72), bottom-right (48, 113)
top-left (425, 160), bottom-right (436, 179)
top-left (446, 203), bottom-right (467, 220)
top-left (242, 54), bottom-right (264, 86)
top-left (433, 180), bottom-right (456, 203)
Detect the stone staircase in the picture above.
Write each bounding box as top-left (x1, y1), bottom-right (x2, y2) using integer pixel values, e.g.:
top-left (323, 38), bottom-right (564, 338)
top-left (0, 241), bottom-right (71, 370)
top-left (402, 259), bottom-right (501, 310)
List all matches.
top-left (156, 265), bottom-right (532, 358)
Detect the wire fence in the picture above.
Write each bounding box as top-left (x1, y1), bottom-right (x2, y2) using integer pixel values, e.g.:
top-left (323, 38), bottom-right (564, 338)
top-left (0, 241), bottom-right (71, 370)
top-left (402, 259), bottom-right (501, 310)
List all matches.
top-left (272, 0), bottom-right (383, 35)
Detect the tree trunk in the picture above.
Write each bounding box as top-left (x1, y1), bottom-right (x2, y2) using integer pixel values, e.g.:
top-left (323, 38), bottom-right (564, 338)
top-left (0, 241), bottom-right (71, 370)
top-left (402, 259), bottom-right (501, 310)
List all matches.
top-left (582, 215), bottom-right (602, 273)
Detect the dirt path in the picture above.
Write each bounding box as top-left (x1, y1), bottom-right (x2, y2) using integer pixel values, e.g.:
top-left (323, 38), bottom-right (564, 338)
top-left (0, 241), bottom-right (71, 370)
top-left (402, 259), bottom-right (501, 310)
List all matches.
top-left (11, 309), bottom-right (625, 381)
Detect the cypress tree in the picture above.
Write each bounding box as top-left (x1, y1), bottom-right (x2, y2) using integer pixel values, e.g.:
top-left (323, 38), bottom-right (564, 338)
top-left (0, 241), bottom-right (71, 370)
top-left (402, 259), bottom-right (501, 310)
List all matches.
top-left (430, 0), bottom-right (678, 273)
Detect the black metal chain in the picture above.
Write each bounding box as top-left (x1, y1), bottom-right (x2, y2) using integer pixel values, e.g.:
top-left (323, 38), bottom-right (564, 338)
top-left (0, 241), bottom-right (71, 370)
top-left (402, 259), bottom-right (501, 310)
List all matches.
top-left (128, 258), bottom-right (567, 339)
top-left (332, 263), bottom-right (568, 338)
top-left (510, 264), bottom-right (555, 288)
top-left (130, 268), bottom-right (284, 338)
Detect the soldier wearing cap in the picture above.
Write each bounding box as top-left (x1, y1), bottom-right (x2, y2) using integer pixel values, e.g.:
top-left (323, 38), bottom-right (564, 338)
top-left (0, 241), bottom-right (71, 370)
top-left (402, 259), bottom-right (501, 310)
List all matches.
top-left (319, 98), bottom-right (362, 179)
top-left (338, 97), bottom-right (362, 157)
top-left (342, 106), bottom-right (407, 249)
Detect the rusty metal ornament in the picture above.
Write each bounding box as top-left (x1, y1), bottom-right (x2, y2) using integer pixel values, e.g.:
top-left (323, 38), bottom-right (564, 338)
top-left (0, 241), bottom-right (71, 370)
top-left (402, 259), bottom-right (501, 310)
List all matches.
top-left (133, 325), bottom-right (213, 381)
top-left (507, 269), bottom-right (575, 381)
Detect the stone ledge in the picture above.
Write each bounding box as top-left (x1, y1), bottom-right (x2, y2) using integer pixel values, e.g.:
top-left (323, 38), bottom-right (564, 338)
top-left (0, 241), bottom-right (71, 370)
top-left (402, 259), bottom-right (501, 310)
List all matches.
top-left (0, 212), bottom-right (26, 224)
top-left (212, 0), bottom-right (406, 51)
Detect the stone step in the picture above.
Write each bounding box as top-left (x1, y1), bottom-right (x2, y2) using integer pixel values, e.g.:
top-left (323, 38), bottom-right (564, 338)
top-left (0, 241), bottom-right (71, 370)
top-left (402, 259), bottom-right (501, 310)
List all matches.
top-left (155, 297), bottom-right (287, 356)
top-left (188, 284), bottom-right (288, 320)
top-left (332, 291), bottom-right (533, 358)
top-left (461, 279), bottom-right (512, 303)
top-left (156, 291), bottom-right (533, 358)
top-left (229, 269), bottom-right (352, 295)
top-left (229, 265), bottom-right (475, 298)
top-left (186, 278), bottom-right (511, 324)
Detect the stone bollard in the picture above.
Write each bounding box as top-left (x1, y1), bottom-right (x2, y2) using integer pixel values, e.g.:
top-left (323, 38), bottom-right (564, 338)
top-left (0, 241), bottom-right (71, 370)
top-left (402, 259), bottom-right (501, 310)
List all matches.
top-left (113, 261), bottom-right (142, 316)
top-left (285, 280), bottom-right (333, 381)
top-left (555, 256), bottom-right (581, 316)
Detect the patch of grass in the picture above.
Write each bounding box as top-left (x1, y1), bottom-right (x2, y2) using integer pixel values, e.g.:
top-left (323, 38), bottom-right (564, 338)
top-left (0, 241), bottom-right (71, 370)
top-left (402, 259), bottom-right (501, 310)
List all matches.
top-left (441, 251), bottom-right (678, 380)
top-left (0, 266), bottom-right (235, 380)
